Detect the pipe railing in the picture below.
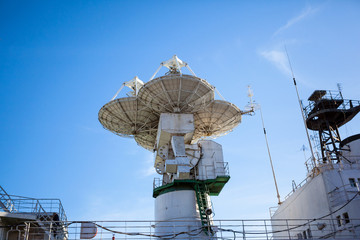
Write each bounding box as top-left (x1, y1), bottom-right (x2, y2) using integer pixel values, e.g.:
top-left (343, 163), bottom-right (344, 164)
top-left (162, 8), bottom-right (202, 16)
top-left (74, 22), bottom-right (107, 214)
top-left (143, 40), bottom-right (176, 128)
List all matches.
top-left (303, 98), bottom-right (360, 118)
top-left (152, 162), bottom-right (230, 190)
top-left (14, 218), bottom-right (360, 240)
top-left (0, 194), bottom-right (67, 222)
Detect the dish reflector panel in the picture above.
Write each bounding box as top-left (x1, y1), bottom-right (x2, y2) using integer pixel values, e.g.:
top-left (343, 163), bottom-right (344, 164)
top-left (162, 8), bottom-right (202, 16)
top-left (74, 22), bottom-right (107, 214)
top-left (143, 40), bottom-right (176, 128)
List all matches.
top-left (134, 130), bottom-right (157, 151)
top-left (137, 74), bottom-right (214, 113)
top-left (192, 100), bottom-right (242, 141)
top-left (98, 97), bottom-right (159, 137)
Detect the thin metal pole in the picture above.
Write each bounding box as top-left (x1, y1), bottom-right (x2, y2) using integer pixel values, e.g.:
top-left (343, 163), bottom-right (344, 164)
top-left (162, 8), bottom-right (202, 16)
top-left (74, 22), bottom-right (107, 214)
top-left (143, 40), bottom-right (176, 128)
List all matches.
top-left (125, 221), bottom-right (127, 240)
top-left (219, 220), bottom-right (223, 239)
top-left (284, 46), bottom-right (317, 169)
top-left (111, 84), bottom-right (125, 100)
top-left (259, 107), bottom-right (282, 205)
top-left (149, 221), bottom-right (152, 240)
top-left (286, 220), bottom-right (291, 240)
top-left (242, 220), bottom-right (246, 240)
top-left (48, 222), bottom-right (52, 240)
top-left (186, 65), bottom-right (197, 76)
top-left (214, 87), bottom-right (226, 101)
top-left (150, 64), bottom-right (163, 80)
top-left (24, 222), bottom-right (30, 240)
top-left (264, 220), bottom-right (269, 240)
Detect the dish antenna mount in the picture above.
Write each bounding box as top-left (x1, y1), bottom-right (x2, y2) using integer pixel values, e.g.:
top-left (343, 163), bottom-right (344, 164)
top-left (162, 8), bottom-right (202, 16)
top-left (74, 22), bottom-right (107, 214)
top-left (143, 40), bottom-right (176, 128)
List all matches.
top-left (150, 55), bottom-right (197, 80)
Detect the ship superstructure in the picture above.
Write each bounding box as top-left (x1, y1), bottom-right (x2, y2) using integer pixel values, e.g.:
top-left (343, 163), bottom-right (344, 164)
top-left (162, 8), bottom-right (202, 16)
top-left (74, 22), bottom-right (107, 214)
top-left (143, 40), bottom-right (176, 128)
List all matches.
top-left (271, 89), bottom-right (360, 239)
top-left (0, 186), bottom-right (67, 240)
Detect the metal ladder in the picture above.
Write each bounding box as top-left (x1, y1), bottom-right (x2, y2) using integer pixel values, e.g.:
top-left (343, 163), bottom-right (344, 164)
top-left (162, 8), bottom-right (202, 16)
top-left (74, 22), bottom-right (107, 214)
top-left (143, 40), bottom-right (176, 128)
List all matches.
top-left (194, 183), bottom-right (213, 236)
top-left (0, 185), bottom-right (16, 212)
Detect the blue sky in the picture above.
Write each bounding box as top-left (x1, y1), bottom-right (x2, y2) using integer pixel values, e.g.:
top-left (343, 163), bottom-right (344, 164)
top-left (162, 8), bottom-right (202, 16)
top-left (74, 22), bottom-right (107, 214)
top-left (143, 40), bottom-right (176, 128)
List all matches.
top-left (1, 1), bottom-right (360, 220)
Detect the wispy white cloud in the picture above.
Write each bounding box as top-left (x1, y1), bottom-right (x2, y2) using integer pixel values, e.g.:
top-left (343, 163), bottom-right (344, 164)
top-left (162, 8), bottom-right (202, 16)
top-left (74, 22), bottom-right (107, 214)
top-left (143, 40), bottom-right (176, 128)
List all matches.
top-left (261, 6), bottom-right (319, 78)
top-left (273, 6), bottom-right (318, 37)
top-left (260, 50), bottom-right (291, 75)
top-left (259, 48), bottom-right (317, 89)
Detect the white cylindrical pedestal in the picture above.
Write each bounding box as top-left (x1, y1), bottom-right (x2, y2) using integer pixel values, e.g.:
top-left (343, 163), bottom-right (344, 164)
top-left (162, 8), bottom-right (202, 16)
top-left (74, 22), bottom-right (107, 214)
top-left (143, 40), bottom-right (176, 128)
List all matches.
top-left (154, 190), bottom-right (211, 239)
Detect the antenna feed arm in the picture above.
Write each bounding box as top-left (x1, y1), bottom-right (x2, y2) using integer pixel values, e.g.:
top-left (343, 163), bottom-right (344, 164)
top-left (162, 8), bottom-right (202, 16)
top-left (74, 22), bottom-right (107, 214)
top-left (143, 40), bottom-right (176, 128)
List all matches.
top-left (111, 83), bottom-right (125, 100)
top-left (241, 109), bottom-right (255, 116)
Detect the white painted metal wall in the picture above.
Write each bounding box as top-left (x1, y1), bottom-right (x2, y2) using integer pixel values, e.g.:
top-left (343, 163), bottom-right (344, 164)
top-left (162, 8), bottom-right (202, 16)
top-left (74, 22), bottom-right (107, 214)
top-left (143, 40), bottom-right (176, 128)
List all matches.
top-left (272, 135), bottom-right (360, 239)
top-left (196, 140), bottom-right (225, 180)
top-left (341, 137), bottom-right (360, 161)
top-left (154, 190), bottom-right (210, 239)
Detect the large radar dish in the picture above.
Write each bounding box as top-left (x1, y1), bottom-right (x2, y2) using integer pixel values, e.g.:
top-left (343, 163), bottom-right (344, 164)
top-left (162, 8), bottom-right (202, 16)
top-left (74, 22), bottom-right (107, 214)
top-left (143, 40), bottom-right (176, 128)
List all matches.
top-left (192, 100), bottom-right (242, 141)
top-left (99, 56), bottom-right (245, 151)
top-left (98, 97), bottom-right (159, 138)
top-left (137, 74), bottom-right (214, 113)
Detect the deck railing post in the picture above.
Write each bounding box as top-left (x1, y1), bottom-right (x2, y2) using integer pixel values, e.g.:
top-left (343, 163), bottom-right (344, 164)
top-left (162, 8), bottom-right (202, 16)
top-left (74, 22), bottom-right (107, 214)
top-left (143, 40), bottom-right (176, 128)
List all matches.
top-left (48, 222), bottom-right (52, 240)
top-left (24, 222), bottom-right (30, 240)
top-left (219, 220), bottom-right (223, 239)
top-left (242, 220), bottom-right (246, 240)
top-left (286, 219), bottom-right (291, 239)
top-left (264, 220), bottom-right (269, 240)
top-left (125, 221), bottom-right (127, 240)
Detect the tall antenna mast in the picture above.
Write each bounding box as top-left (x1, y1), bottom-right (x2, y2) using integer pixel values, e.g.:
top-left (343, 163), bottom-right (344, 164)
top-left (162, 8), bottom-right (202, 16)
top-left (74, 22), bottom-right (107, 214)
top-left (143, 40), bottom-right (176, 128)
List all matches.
top-left (246, 86), bottom-right (281, 205)
top-left (260, 108), bottom-right (282, 205)
top-left (284, 46), bottom-right (317, 169)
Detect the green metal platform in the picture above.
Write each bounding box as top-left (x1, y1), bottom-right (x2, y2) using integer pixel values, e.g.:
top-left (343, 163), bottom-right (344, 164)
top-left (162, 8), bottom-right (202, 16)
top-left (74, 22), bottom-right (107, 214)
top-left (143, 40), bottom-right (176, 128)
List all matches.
top-left (153, 176), bottom-right (230, 198)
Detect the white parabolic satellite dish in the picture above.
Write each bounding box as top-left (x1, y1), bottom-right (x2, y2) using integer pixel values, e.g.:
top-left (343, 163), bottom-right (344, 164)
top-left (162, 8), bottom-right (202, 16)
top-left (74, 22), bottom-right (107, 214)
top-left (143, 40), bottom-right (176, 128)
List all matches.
top-left (99, 60), bottom-right (243, 151)
top-left (137, 74), bottom-right (214, 113)
top-left (98, 97), bottom-right (159, 136)
top-left (192, 100), bottom-right (242, 142)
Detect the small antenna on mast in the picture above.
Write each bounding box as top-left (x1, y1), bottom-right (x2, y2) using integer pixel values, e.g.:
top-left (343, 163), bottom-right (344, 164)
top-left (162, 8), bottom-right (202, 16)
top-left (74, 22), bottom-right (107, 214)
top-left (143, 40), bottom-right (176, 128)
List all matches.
top-left (111, 76), bottom-right (144, 100)
top-left (337, 83), bottom-right (343, 99)
top-left (247, 86), bottom-right (254, 105)
top-left (243, 86), bottom-right (259, 114)
top-left (150, 55), bottom-right (197, 80)
top-left (246, 86), bottom-right (282, 205)
top-left (300, 144), bottom-right (308, 162)
top-left (284, 45), bottom-right (317, 171)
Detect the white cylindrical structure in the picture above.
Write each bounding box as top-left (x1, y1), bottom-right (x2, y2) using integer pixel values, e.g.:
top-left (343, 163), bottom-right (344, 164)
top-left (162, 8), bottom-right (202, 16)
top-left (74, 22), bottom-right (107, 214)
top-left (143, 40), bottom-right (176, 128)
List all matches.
top-left (341, 134), bottom-right (360, 162)
top-left (154, 190), bottom-right (211, 239)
